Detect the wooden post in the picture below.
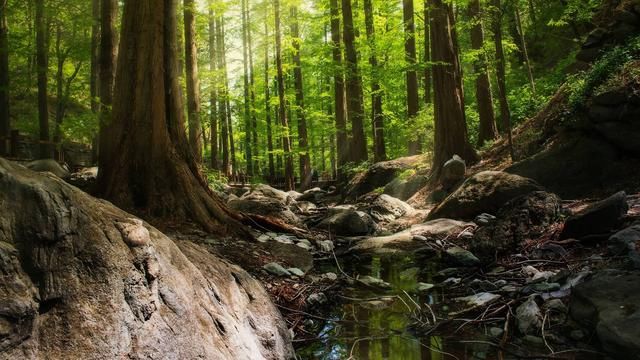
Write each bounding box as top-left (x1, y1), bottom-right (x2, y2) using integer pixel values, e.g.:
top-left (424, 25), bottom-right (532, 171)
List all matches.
top-left (10, 129), bottom-right (18, 157)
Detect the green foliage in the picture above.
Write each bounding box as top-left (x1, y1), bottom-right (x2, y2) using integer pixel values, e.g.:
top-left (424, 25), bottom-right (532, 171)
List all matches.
top-left (205, 170), bottom-right (228, 192)
top-left (567, 36), bottom-right (640, 110)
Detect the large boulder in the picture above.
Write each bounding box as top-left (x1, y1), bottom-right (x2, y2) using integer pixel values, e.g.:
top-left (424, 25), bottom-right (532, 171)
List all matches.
top-left (25, 159), bottom-right (70, 179)
top-left (383, 172), bottom-right (429, 201)
top-left (0, 159), bottom-right (293, 359)
top-left (570, 271), bottom-right (640, 359)
top-left (345, 156), bottom-right (421, 200)
top-left (561, 191), bottom-right (628, 239)
top-left (245, 184), bottom-right (295, 205)
top-left (228, 197), bottom-right (303, 227)
top-left (317, 206), bottom-right (376, 236)
top-left (366, 194), bottom-right (415, 223)
top-left (471, 191), bottom-right (562, 262)
top-left (428, 171), bottom-right (544, 221)
top-left (440, 155), bottom-right (466, 190)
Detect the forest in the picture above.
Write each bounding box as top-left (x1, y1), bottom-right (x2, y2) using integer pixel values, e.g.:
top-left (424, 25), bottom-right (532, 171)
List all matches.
top-left (1, 0), bottom-right (640, 359)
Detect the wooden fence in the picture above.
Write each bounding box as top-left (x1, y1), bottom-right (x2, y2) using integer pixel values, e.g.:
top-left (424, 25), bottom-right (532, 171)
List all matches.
top-left (0, 130), bottom-right (93, 168)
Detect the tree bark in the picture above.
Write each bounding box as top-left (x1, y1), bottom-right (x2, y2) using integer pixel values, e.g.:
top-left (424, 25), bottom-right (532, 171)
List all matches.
top-left (468, 0), bottom-right (498, 147)
top-left (241, 0), bottom-right (253, 176)
top-left (246, 2), bottom-right (259, 175)
top-left (208, 7), bottom-right (218, 170)
top-left (423, 1), bottom-right (431, 105)
top-left (430, 0), bottom-right (477, 176)
top-left (514, 5), bottom-right (535, 94)
top-left (35, 0), bottom-right (50, 159)
top-left (491, 0), bottom-right (514, 160)
top-left (290, 6), bottom-right (311, 190)
top-left (0, 0), bottom-right (9, 156)
top-left (403, 0), bottom-right (421, 155)
top-left (97, 0), bottom-right (242, 235)
top-left (98, 0), bottom-right (118, 169)
top-left (184, 0), bottom-right (202, 162)
top-left (216, 14), bottom-right (230, 176)
top-left (90, 0), bottom-right (100, 162)
top-left (364, 0), bottom-right (386, 163)
top-left (264, 19), bottom-right (275, 180)
top-left (330, 0), bottom-right (348, 177)
top-left (341, 0), bottom-right (367, 163)
top-left (274, 0), bottom-right (294, 190)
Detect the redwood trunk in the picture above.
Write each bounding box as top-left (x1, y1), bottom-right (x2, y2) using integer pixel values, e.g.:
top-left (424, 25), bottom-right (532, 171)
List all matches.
top-left (364, 0), bottom-right (386, 163)
top-left (423, 1), bottom-right (431, 105)
top-left (241, 0), bottom-right (253, 175)
top-left (491, 0), bottom-right (514, 160)
top-left (264, 19), bottom-right (275, 180)
top-left (98, 0), bottom-right (118, 169)
top-left (216, 15), bottom-right (230, 176)
top-left (35, 0), bottom-right (49, 159)
top-left (403, 0), bottom-right (421, 155)
top-left (0, 0), bottom-right (9, 156)
top-left (208, 8), bottom-right (218, 169)
top-left (184, 0), bottom-right (203, 162)
top-left (291, 6), bottom-right (311, 190)
top-left (330, 0), bottom-right (348, 176)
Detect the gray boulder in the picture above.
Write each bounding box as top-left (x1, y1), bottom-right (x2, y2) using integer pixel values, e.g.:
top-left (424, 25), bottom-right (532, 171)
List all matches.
top-left (608, 224), bottom-right (640, 268)
top-left (25, 159), bottom-right (70, 179)
top-left (444, 246), bottom-right (480, 267)
top-left (228, 197), bottom-right (303, 227)
top-left (317, 206), bottom-right (376, 236)
top-left (561, 191), bottom-right (628, 239)
top-left (0, 158), bottom-right (293, 360)
top-left (383, 173), bottom-right (429, 201)
top-left (345, 156), bottom-right (421, 200)
top-left (428, 171), bottom-right (544, 221)
top-left (440, 155), bottom-right (466, 190)
top-left (367, 194), bottom-right (415, 223)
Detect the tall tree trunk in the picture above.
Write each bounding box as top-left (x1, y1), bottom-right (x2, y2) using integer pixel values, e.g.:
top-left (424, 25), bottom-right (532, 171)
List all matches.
top-left (241, 0), bottom-right (253, 176)
top-left (403, 0), bottom-right (421, 155)
top-left (423, 1), bottom-right (431, 105)
top-left (184, 0), bottom-right (202, 162)
top-left (364, 0), bottom-right (386, 162)
top-left (264, 19), bottom-right (275, 180)
top-left (430, 0), bottom-right (477, 176)
top-left (97, 0), bottom-right (242, 234)
top-left (274, 0), bottom-right (294, 190)
top-left (514, 6), bottom-right (535, 94)
top-left (35, 0), bottom-right (49, 159)
top-left (208, 8), bottom-right (218, 170)
top-left (216, 14), bottom-right (230, 176)
top-left (491, 0), bottom-right (514, 160)
top-left (90, 0), bottom-right (100, 162)
top-left (341, 0), bottom-right (367, 163)
top-left (291, 6), bottom-right (311, 190)
top-left (330, 0), bottom-right (348, 177)
top-left (0, 0), bottom-right (9, 156)
top-left (246, 2), bottom-right (259, 175)
top-left (98, 0), bottom-right (118, 169)
top-left (469, 0), bottom-right (498, 147)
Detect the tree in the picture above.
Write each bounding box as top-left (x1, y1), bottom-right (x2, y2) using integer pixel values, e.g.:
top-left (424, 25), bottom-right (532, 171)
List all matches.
top-left (330, 0), bottom-right (348, 176)
top-left (216, 13), bottom-right (230, 176)
top-left (291, 6), bottom-right (311, 190)
top-left (246, 1), bottom-right (258, 175)
top-left (208, 6), bottom-right (218, 170)
top-left (491, 0), bottom-right (514, 160)
top-left (423, 0), bottom-right (431, 105)
top-left (468, 0), bottom-right (498, 147)
top-left (341, 0), bottom-right (367, 163)
top-left (274, 0), bottom-right (294, 190)
top-left (241, 0), bottom-right (253, 175)
top-left (185, 0), bottom-right (203, 162)
top-left (264, 17), bottom-right (275, 180)
top-left (97, 0), bottom-right (241, 234)
top-left (430, 0), bottom-right (477, 176)
top-left (0, 0), bottom-right (9, 156)
top-left (363, 0), bottom-right (386, 162)
top-left (403, 0), bottom-right (421, 155)
top-left (35, 0), bottom-right (49, 159)
top-left (98, 0), bottom-right (118, 169)
top-left (514, 5), bottom-right (535, 94)
top-left (90, 0), bottom-right (100, 161)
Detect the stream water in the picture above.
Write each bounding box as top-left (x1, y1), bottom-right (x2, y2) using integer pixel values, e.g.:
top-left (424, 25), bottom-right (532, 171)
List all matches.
top-left (296, 254), bottom-right (501, 360)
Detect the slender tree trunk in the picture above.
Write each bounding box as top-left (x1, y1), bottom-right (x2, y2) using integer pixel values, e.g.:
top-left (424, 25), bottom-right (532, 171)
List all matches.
top-left (216, 14), bottom-right (230, 176)
top-left (241, 0), bottom-right (253, 176)
top-left (364, 0), bottom-right (386, 162)
top-left (514, 6), bottom-right (535, 93)
top-left (90, 0), bottom-right (100, 162)
top-left (35, 0), bottom-right (49, 159)
top-left (423, 1), bottom-right (431, 105)
top-left (430, 0), bottom-right (477, 176)
top-left (330, 0), bottom-right (348, 177)
top-left (403, 0), bottom-right (421, 155)
top-left (0, 0), bottom-right (9, 156)
top-left (274, 0), bottom-right (294, 190)
top-left (491, 0), bottom-right (514, 160)
top-left (97, 0), bottom-right (243, 234)
top-left (468, 0), bottom-right (498, 147)
top-left (54, 24), bottom-right (64, 151)
top-left (208, 7), bottom-right (218, 170)
top-left (247, 2), bottom-right (259, 175)
top-left (98, 0), bottom-right (118, 169)
top-left (264, 20), bottom-right (275, 180)
top-left (341, 0), bottom-right (367, 163)
top-left (291, 6), bottom-right (311, 190)
top-left (184, 0), bottom-right (202, 162)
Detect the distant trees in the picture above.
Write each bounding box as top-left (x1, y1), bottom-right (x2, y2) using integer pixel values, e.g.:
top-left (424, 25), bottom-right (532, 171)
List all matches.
top-left (403, 0), bottom-right (421, 155)
top-left (0, 0), bottom-right (8, 156)
top-left (185, 0), bottom-right (203, 163)
top-left (364, 0), bottom-right (386, 162)
top-left (35, 0), bottom-right (49, 159)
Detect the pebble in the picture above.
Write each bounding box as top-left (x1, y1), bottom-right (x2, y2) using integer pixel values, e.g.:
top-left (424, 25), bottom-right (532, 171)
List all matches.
top-left (287, 268), bottom-right (305, 277)
top-left (262, 262), bottom-right (291, 277)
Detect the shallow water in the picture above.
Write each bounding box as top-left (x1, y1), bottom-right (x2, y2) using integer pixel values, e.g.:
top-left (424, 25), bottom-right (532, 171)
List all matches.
top-left (296, 254), bottom-right (499, 360)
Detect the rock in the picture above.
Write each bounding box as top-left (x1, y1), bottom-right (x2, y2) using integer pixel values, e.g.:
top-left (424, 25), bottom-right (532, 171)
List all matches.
top-left (322, 272), bottom-right (338, 282)
top-left (345, 155), bottom-right (422, 200)
top-left (384, 173), bottom-right (429, 201)
top-left (357, 276), bottom-right (392, 289)
top-left (115, 218), bottom-right (151, 247)
top-left (295, 242), bottom-right (312, 251)
top-left (274, 235), bottom-right (294, 244)
top-left (348, 219), bottom-right (474, 254)
top-left (257, 234), bottom-right (271, 243)
top-left (472, 192), bottom-right (561, 263)
top-left (474, 213), bottom-right (497, 226)
top-left (441, 155), bottom-right (466, 189)
top-left (263, 262), bottom-right (291, 277)
top-left (608, 225), bottom-right (640, 268)
top-left (444, 247), bottom-right (480, 267)
top-left (522, 335), bottom-right (544, 345)
top-left (523, 282), bottom-right (561, 294)
top-left (317, 206), bottom-right (376, 236)
top-left (593, 119), bottom-right (640, 157)
top-left (296, 187), bottom-right (326, 203)
top-left (516, 296), bottom-right (542, 335)
top-left (25, 159), bottom-right (70, 178)
top-left (0, 158), bottom-right (293, 359)
top-left (287, 268), bottom-right (305, 277)
top-left (360, 297), bottom-right (395, 310)
top-left (428, 171), bottom-right (544, 221)
top-left (523, 265), bottom-right (556, 283)
top-left (307, 293), bottom-right (328, 307)
top-left (367, 194), bottom-right (415, 222)
top-left (68, 166), bottom-right (98, 190)
top-left (228, 197), bottom-right (303, 227)
top-left (593, 89), bottom-right (628, 106)
top-left (293, 201), bottom-right (317, 214)
top-left (488, 327), bottom-right (504, 338)
top-left (454, 293), bottom-right (501, 308)
top-left (417, 283), bottom-right (435, 292)
top-left (570, 271), bottom-right (640, 359)
top-left (249, 184), bottom-right (295, 204)
top-left (561, 191), bottom-right (628, 239)
top-left (543, 299), bottom-right (568, 324)
top-left (469, 279), bottom-right (498, 291)
top-left (316, 240), bottom-right (335, 252)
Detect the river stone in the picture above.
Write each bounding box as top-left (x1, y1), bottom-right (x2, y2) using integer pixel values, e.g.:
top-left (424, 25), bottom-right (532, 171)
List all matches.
top-left (428, 171), bottom-right (544, 221)
top-left (608, 224), bottom-right (640, 268)
top-left (0, 158), bottom-right (294, 360)
top-left (317, 206), bottom-right (376, 236)
top-left (455, 293), bottom-right (501, 308)
top-left (367, 194), bottom-right (415, 223)
top-left (445, 247), bottom-right (480, 267)
top-left (344, 156), bottom-right (421, 200)
top-left (287, 268), bottom-right (305, 277)
top-left (417, 283), bottom-right (435, 292)
top-left (357, 276), bottom-right (392, 289)
top-left (570, 271), bottom-right (640, 359)
top-left (316, 240), bottom-right (335, 252)
top-left (307, 293), bottom-right (328, 307)
top-left (441, 155), bottom-right (466, 189)
top-left (516, 296), bottom-right (542, 335)
top-left (561, 191), bottom-right (628, 239)
top-left (263, 262), bottom-right (291, 277)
